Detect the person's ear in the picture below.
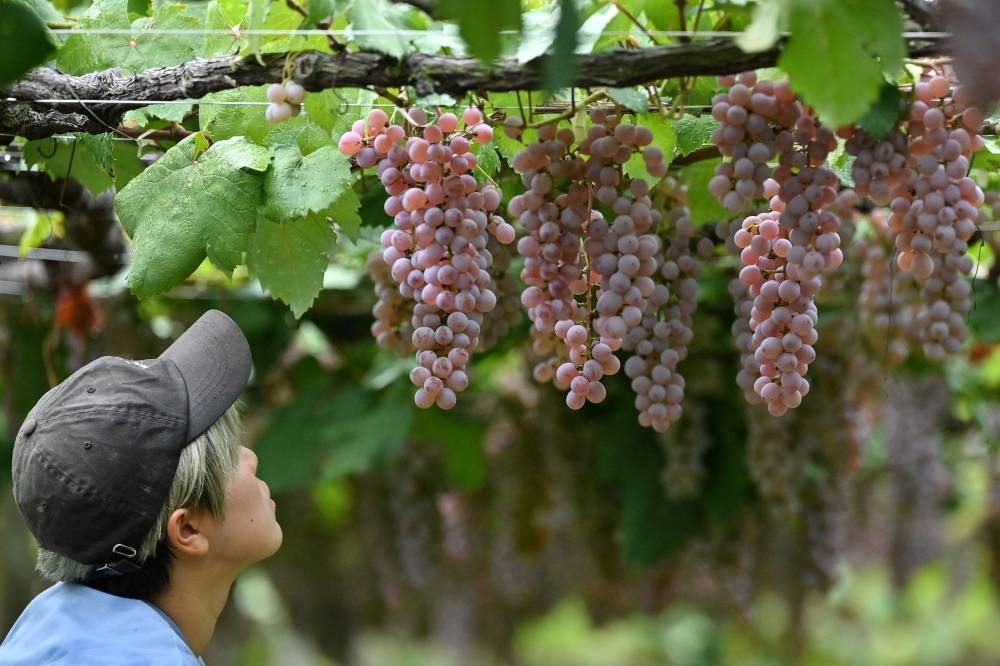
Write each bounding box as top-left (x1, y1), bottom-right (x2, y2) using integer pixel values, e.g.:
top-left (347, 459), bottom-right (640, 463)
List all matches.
top-left (165, 507), bottom-right (211, 557)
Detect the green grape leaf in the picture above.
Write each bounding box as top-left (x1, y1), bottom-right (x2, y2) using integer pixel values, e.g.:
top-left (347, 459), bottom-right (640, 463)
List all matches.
top-left (111, 140), bottom-right (147, 190)
top-left (492, 125), bottom-right (537, 163)
top-left (736, 0), bottom-right (787, 52)
top-left (21, 0), bottom-right (62, 21)
top-left (623, 112), bottom-right (675, 185)
top-left (607, 87), bottom-right (649, 113)
top-left (248, 214), bottom-right (335, 318)
top-left (241, 0), bottom-right (329, 55)
top-left (202, 0), bottom-right (248, 56)
top-left (598, 404), bottom-right (701, 566)
top-left (840, 0), bottom-right (904, 79)
top-left (439, 0), bottom-right (520, 64)
top-left (576, 4), bottom-right (618, 54)
top-left (324, 188), bottom-right (363, 241)
top-left (306, 0), bottom-right (334, 22)
top-left (0, 0), bottom-right (57, 87)
top-left (200, 87), bottom-right (273, 141)
top-left (410, 408), bottom-right (486, 491)
top-left (969, 280), bottom-right (1000, 344)
top-left (544, 0), bottom-right (578, 91)
top-left (18, 210), bottom-right (64, 256)
top-left (263, 145), bottom-right (353, 220)
top-left (264, 116), bottom-right (333, 156)
top-left (675, 114), bottom-right (720, 156)
top-left (124, 102), bottom-right (194, 125)
top-left (634, 0), bottom-right (677, 31)
top-left (857, 83), bottom-right (903, 141)
top-left (347, 0), bottom-right (416, 59)
top-left (516, 8), bottom-right (558, 64)
top-left (779, 0), bottom-right (904, 128)
top-left (474, 142), bottom-right (501, 181)
top-left (828, 146), bottom-right (855, 188)
top-left (681, 157), bottom-right (731, 226)
top-left (114, 134), bottom-right (270, 298)
top-left (245, 0), bottom-right (269, 55)
top-left (306, 88), bottom-right (378, 135)
top-left (57, 0), bottom-right (202, 75)
top-left (255, 371), bottom-right (413, 492)
top-left (22, 136), bottom-right (115, 196)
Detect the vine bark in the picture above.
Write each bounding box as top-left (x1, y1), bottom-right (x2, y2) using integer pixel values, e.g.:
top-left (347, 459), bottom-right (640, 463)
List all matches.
top-left (0, 37), bottom-right (943, 139)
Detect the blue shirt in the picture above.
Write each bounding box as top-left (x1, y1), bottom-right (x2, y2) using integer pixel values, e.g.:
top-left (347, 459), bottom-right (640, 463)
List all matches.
top-left (0, 582), bottom-right (205, 665)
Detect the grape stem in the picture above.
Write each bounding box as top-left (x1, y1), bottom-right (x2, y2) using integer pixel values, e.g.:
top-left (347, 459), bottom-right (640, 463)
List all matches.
top-left (525, 90), bottom-right (609, 130)
top-left (583, 183), bottom-right (596, 337)
top-left (373, 86), bottom-right (408, 109)
top-left (612, 1), bottom-right (660, 46)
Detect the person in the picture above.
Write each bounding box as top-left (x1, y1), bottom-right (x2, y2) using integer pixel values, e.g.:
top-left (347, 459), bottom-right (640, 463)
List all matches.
top-left (0, 309), bottom-right (282, 665)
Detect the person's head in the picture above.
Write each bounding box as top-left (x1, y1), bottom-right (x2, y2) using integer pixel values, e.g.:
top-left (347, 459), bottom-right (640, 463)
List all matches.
top-left (10, 310), bottom-right (282, 600)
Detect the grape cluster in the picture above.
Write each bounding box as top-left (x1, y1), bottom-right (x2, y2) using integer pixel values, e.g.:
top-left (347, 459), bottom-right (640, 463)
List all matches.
top-left (734, 203), bottom-right (819, 416)
top-left (478, 235), bottom-right (523, 351)
top-left (856, 210), bottom-right (914, 364)
top-left (891, 75), bottom-right (984, 282)
top-left (660, 399), bottom-right (710, 499)
top-left (887, 74), bottom-right (983, 358)
top-left (720, 75), bottom-right (843, 415)
top-left (368, 249), bottom-right (415, 356)
top-left (265, 81), bottom-right (306, 123)
top-left (843, 127), bottom-right (911, 206)
top-left (709, 72), bottom-right (801, 213)
top-left (621, 178), bottom-right (701, 432)
top-left (510, 109), bottom-right (667, 411)
top-left (342, 107), bottom-right (514, 408)
top-left (745, 401), bottom-right (802, 516)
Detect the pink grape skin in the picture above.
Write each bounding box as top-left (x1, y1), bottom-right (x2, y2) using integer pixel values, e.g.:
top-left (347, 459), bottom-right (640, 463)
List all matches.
top-left (368, 108), bottom-right (389, 131)
top-left (338, 131), bottom-right (364, 156)
top-left (437, 112), bottom-right (459, 133)
top-left (474, 124), bottom-right (494, 145)
top-left (284, 82), bottom-right (306, 105)
top-left (462, 106), bottom-right (484, 126)
top-left (266, 84), bottom-right (287, 104)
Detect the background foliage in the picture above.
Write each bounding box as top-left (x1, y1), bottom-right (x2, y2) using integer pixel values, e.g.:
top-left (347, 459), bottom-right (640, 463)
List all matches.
top-left (3, 0), bottom-right (1000, 664)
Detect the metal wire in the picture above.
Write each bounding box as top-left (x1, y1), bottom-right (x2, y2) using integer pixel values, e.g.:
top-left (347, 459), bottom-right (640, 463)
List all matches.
top-left (1, 98), bottom-right (717, 110)
top-left (45, 28), bottom-right (951, 39)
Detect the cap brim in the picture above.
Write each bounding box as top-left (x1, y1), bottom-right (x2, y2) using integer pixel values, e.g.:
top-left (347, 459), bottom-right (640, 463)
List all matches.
top-left (159, 310), bottom-right (252, 441)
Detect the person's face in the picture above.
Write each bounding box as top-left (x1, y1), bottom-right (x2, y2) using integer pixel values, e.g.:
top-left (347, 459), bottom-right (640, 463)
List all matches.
top-left (207, 446), bottom-right (283, 569)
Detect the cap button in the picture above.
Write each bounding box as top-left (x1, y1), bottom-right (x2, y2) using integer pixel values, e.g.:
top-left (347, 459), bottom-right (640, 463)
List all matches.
top-left (22, 418), bottom-right (36, 436)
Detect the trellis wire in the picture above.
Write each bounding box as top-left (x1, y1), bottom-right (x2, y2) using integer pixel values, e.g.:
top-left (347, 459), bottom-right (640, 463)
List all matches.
top-left (45, 28), bottom-right (952, 39)
top-left (1, 97), bottom-right (717, 109)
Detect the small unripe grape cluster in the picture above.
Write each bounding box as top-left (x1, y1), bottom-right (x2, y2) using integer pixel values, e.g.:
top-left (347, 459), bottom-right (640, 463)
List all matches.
top-left (709, 71), bottom-right (801, 213)
top-left (344, 106), bottom-right (512, 409)
top-left (510, 108), bottom-right (668, 411)
top-left (265, 81), bottom-right (306, 124)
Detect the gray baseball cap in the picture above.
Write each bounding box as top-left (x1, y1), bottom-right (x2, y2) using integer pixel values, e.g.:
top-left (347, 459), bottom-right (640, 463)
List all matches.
top-left (11, 309), bottom-right (252, 571)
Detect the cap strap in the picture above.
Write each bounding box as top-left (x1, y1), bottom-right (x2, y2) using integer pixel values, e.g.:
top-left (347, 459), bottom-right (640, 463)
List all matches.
top-left (93, 543), bottom-right (141, 577)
